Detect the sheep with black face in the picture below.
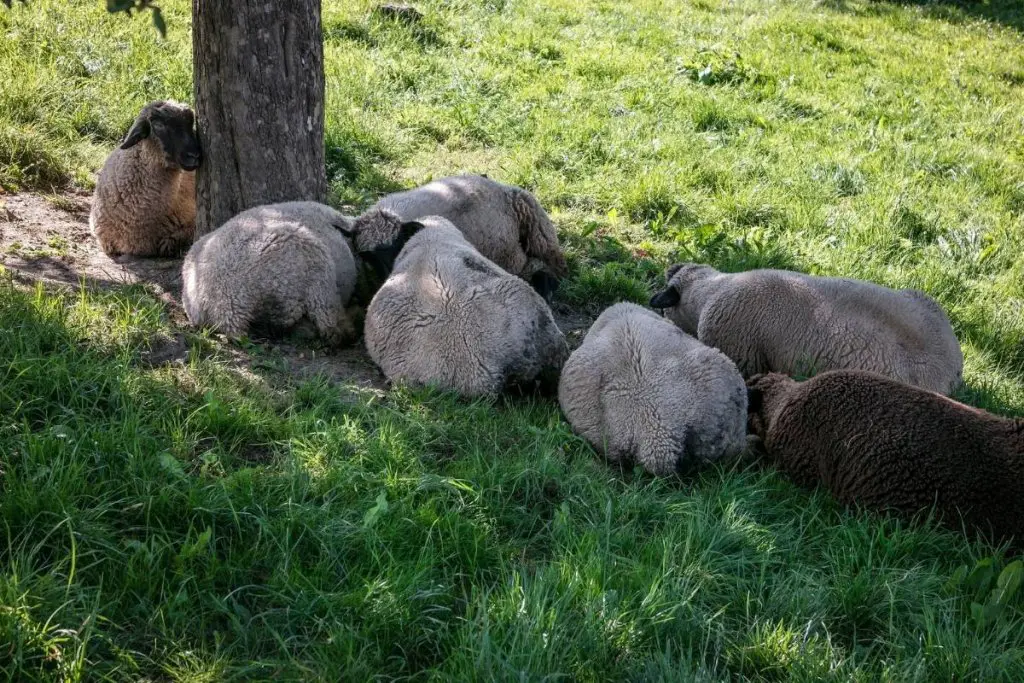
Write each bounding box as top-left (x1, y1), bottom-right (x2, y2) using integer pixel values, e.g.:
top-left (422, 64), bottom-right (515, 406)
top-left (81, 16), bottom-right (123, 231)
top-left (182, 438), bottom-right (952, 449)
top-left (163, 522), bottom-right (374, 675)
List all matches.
top-left (90, 100), bottom-right (202, 259)
top-left (362, 215), bottom-right (569, 397)
top-left (650, 263), bottom-right (963, 394)
top-left (352, 175), bottom-right (568, 301)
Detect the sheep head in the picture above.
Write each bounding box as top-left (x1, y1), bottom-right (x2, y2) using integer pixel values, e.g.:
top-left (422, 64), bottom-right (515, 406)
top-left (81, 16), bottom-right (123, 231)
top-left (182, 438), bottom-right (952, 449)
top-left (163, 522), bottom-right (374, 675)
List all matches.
top-left (650, 262), bottom-right (716, 332)
top-left (358, 217), bottom-right (424, 286)
top-left (121, 100), bottom-right (202, 172)
top-left (745, 373), bottom-right (795, 439)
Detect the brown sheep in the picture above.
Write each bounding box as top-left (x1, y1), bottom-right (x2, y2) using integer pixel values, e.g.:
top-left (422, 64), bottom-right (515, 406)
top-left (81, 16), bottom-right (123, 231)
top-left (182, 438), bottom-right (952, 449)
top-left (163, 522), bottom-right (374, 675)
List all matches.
top-left (90, 100), bottom-right (201, 259)
top-left (747, 370), bottom-right (1024, 550)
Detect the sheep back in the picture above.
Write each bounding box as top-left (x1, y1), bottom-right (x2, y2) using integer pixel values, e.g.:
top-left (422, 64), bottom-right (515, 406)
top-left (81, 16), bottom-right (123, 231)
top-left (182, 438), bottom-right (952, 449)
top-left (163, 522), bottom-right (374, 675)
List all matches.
top-left (182, 201), bottom-right (358, 345)
top-left (747, 370), bottom-right (1024, 548)
top-left (363, 174), bottom-right (567, 289)
top-left (652, 264), bottom-right (963, 394)
top-left (559, 302), bottom-right (748, 476)
top-left (364, 216), bottom-right (569, 397)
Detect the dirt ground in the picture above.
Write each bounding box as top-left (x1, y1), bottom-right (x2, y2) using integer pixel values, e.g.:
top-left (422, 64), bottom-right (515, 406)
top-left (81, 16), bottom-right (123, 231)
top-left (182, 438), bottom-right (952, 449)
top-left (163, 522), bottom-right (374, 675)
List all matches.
top-left (0, 191), bottom-right (594, 392)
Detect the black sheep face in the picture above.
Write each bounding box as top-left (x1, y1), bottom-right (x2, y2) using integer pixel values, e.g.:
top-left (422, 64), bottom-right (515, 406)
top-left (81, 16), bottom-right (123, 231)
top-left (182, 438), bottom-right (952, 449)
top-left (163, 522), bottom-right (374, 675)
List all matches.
top-left (121, 100), bottom-right (202, 172)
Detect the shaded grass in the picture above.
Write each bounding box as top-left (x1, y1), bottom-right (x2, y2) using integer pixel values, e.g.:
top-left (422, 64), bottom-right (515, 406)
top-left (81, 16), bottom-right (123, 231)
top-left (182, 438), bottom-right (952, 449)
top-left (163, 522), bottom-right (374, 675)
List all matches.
top-left (2, 0), bottom-right (1024, 679)
top-left (3, 278), bottom-right (1023, 680)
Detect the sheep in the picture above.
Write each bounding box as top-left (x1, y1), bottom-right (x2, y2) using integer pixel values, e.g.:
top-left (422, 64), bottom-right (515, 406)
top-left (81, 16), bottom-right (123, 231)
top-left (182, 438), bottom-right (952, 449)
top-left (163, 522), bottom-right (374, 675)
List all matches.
top-left (649, 263), bottom-right (964, 394)
top-left (181, 201), bottom-right (359, 345)
top-left (90, 100), bottom-right (201, 259)
top-left (747, 370), bottom-right (1024, 549)
top-left (363, 215), bottom-right (570, 397)
top-left (558, 302), bottom-right (748, 476)
top-left (352, 174), bottom-right (568, 300)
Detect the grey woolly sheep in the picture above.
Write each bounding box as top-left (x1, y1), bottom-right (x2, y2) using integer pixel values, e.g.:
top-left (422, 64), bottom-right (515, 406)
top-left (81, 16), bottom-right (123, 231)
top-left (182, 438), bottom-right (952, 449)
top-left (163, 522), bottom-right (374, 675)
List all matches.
top-left (353, 174), bottom-right (568, 300)
top-left (363, 215), bottom-right (570, 397)
top-left (90, 100), bottom-right (201, 258)
top-left (182, 201), bottom-right (359, 345)
top-left (747, 370), bottom-right (1024, 549)
top-left (558, 302), bottom-right (748, 476)
top-left (649, 263), bottom-right (963, 394)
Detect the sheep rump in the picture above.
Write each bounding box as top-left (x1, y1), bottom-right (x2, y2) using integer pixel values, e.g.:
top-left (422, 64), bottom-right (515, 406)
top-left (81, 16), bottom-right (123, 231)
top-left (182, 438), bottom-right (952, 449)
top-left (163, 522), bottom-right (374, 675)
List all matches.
top-left (364, 215), bottom-right (569, 397)
top-left (650, 263), bottom-right (964, 394)
top-left (558, 302), bottom-right (748, 476)
top-left (182, 201), bottom-right (358, 345)
top-left (90, 100), bottom-right (201, 259)
top-left (747, 370), bottom-right (1024, 549)
top-left (354, 174), bottom-right (567, 298)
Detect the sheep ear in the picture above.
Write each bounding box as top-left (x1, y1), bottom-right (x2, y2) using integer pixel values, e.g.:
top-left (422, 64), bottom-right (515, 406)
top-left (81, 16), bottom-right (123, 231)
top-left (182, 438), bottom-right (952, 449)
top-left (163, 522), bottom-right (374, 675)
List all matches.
top-left (665, 263), bottom-right (685, 281)
top-left (649, 287), bottom-right (680, 310)
top-left (334, 222), bottom-right (355, 239)
top-left (120, 116), bottom-right (151, 149)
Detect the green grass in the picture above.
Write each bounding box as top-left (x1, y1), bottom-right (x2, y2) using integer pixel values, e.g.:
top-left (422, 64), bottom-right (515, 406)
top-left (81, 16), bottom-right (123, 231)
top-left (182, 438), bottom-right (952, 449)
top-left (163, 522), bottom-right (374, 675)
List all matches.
top-left (2, 0), bottom-right (1024, 679)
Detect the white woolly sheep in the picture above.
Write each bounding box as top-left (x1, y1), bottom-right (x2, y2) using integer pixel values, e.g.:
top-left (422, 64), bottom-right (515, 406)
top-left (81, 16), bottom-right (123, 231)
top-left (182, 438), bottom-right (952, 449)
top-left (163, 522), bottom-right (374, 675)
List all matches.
top-left (558, 302), bottom-right (748, 476)
top-left (363, 215), bottom-right (570, 397)
top-left (90, 100), bottom-right (201, 258)
top-left (352, 174), bottom-right (568, 300)
top-left (182, 201), bottom-right (359, 345)
top-left (649, 263), bottom-right (964, 394)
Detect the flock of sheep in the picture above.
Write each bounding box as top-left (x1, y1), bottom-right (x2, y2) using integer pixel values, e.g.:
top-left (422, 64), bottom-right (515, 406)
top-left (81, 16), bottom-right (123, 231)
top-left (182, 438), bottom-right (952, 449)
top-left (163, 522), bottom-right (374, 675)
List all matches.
top-left (88, 100), bottom-right (1024, 552)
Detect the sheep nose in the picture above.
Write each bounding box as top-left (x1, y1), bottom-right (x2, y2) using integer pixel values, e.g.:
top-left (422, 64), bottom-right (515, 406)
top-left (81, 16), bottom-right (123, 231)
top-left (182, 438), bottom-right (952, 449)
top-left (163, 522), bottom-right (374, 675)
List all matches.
top-left (181, 155), bottom-right (201, 171)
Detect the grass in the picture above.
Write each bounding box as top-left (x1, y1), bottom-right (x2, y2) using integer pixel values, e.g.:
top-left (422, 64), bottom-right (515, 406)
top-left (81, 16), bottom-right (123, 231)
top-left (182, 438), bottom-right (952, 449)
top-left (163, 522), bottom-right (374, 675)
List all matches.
top-left (2, 0), bottom-right (1024, 679)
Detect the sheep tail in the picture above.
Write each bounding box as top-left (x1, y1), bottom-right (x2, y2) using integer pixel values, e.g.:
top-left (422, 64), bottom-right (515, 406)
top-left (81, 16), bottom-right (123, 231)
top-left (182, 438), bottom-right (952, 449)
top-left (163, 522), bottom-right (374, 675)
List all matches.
top-left (511, 188), bottom-right (568, 278)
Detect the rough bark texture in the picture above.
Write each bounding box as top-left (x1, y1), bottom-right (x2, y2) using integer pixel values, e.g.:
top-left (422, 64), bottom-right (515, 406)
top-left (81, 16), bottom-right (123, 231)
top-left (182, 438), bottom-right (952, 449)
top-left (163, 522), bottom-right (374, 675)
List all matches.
top-left (192, 0), bottom-right (327, 235)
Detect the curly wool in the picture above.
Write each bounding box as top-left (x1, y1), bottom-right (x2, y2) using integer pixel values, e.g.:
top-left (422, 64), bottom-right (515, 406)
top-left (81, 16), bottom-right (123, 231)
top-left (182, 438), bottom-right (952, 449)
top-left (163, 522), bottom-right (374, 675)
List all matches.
top-left (354, 174), bottom-right (567, 288)
top-left (559, 303), bottom-right (748, 476)
top-left (748, 370), bottom-right (1024, 548)
top-left (182, 201), bottom-right (358, 345)
top-left (90, 100), bottom-right (198, 258)
top-left (364, 215), bottom-right (569, 397)
top-left (651, 263), bottom-right (964, 394)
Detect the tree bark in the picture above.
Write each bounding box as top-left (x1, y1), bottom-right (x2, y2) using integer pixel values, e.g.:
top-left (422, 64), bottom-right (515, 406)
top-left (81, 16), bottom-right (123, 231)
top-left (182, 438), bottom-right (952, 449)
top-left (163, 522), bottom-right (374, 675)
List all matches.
top-left (192, 0), bottom-right (326, 235)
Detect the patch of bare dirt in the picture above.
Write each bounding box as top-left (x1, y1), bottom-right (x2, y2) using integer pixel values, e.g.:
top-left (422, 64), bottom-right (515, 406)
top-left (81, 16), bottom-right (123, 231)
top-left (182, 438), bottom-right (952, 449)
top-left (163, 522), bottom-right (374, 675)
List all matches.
top-left (1, 191), bottom-right (595, 395)
top-left (0, 191), bottom-right (184, 295)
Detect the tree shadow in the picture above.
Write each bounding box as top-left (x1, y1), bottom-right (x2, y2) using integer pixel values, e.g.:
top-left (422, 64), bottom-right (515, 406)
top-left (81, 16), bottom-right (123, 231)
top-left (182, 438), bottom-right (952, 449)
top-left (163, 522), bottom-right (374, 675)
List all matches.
top-left (822, 0), bottom-right (1024, 33)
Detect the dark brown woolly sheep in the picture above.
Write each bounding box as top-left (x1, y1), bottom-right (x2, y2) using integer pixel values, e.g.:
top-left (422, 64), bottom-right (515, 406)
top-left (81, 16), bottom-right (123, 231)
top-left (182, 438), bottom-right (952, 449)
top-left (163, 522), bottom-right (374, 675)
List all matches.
top-left (747, 370), bottom-right (1024, 550)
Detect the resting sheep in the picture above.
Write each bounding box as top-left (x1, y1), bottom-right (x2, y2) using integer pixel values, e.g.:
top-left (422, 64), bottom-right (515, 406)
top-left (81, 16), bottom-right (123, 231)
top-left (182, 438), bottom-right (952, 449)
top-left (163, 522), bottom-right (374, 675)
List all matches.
top-left (650, 263), bottom-right (963, 394)
top-left (558, 303), bottom-right (748, 476)
top-left (747, 370), bottom-right (1024, 549)
top-left (90, 100), bottom-right (201, 258)
top-left (353, 174), bottom-right (568, 300)
top-left (182, 201), bottom-right (359, 345)
top-left (364, 215), bottom-right (569, 397)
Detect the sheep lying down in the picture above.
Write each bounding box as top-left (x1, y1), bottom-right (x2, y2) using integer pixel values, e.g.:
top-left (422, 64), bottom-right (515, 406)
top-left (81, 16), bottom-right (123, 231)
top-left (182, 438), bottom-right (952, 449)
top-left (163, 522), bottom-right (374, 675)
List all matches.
top-left (363, 215), bottom-right (569, 397)
top-left (354, 174), bottom-right (568, 300)
top-left (747, 370), bottom-right (1024, 549)
top-left (559, 303), bottom-right (748, 476)
top-left (182, 201), bottom-right (359, 345)
top-left (650, 263), bottom-right (964, 395)
top-left (90, 99), bottom-right (201, 259)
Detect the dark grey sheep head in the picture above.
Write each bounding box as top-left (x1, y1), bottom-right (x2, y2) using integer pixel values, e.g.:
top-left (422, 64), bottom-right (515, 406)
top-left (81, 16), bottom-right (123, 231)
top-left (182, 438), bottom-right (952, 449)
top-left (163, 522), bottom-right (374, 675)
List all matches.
top-left (358, 219), bottom-right (424, 286)
top-left (529, 270), bottom-right (560, 303)
top-left (649, 262), bottom-right (717, 332)
top-left (121, 100), bottom-right (202, 172)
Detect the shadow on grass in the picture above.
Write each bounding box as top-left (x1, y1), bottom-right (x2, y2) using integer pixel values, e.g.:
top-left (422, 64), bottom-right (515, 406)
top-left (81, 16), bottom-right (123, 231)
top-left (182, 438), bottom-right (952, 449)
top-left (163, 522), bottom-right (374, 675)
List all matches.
top-left (823, 0), bottom-right (1024, 33)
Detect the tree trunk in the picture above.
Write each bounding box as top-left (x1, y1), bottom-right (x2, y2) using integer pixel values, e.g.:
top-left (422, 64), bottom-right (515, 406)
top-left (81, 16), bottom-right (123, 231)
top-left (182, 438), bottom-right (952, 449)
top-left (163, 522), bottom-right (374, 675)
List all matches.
top-left (192, 0), bottom-right (326, 235)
